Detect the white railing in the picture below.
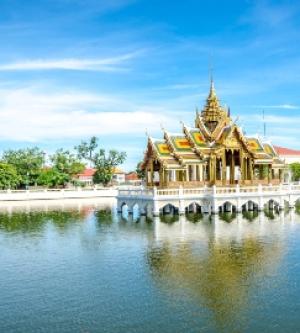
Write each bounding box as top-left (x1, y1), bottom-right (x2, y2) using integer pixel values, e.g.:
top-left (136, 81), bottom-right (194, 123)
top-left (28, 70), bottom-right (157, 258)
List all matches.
top-left (0, 187), bottom-right (118, 201)
top-left (118, 183), bottom-right (300, 199)
top-left (118, 189), bottom-right (153, 197)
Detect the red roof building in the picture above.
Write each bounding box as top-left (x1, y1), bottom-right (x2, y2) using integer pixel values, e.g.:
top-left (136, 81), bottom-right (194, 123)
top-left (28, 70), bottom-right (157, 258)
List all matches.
top-left (274, 146), bottom-right (300, 156)
top-left (76, 168), bottom-right (96, 185)
top-left (125, 172), bottom-right (139, 181)
top-left (274, 146), bottom-right (300, 165)
top-left (77, 168), bottom-right (96, 178)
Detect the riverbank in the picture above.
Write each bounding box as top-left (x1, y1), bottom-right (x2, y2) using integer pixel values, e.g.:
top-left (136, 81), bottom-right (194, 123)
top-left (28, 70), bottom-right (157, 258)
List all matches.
top-left (0, 187), bottom-right (118, 202)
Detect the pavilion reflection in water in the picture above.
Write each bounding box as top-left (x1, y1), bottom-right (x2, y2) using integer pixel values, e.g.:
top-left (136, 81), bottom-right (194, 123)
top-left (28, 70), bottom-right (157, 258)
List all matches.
top-left (147, 212), bottom-right (292, 332)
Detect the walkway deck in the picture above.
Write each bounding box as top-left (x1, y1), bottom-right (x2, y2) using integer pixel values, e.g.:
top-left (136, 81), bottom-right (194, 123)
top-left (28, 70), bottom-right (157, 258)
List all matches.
top-left (117, 184), bottom-right (300, 216)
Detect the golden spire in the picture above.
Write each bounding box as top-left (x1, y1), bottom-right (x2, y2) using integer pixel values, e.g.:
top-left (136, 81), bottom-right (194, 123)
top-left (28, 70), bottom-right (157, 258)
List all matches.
top-left (200, 79), bottom-right (227, 132)
top-left (208, 77), bottom-right (217, 100)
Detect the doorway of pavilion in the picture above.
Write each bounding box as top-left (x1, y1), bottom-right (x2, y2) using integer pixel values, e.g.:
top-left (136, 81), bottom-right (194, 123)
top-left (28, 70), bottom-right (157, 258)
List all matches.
top-left (225, 149), bottom-right (241, 185)
top-left (147, 160), bottom-right (162, 187)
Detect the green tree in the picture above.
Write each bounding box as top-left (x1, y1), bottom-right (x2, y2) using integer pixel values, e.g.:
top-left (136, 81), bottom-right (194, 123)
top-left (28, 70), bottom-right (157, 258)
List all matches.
top-left (36, 149), bottom-right (85, 188)
top-left (2, 147), bottom-right (45, 187)
top-left (290, 163), bottom-right (300, 181)
top-left (0, 163), bottom-right (21, 189)
top-left (136, 161), bottom-right (145, 180)
top-left (75, 137), bottom-right (126, 186)
top-left (50, 149), bottom-right (85, 177)
top-left (75, 136), bottom-right (98, 165)
top-left (37, 168), bottom-right (69, 188)
top-left (93, 149), bottom-right (126, 186)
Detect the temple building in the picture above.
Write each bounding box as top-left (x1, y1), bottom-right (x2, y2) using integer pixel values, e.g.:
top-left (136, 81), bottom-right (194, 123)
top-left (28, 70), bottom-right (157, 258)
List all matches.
top-left (142, 80), bottom-right (285, 188)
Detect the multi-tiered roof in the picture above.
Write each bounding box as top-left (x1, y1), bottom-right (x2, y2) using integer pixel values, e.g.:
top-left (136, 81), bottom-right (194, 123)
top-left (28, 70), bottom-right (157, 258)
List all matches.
top-left (143, 80), bottom-right (283, 169)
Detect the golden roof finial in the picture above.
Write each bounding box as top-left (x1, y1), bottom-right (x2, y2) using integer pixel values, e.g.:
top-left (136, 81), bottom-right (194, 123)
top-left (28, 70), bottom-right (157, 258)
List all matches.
top-left (208, 54), bottom-right (216, 98)
top-left (208, 74), bottom-right (217, 100)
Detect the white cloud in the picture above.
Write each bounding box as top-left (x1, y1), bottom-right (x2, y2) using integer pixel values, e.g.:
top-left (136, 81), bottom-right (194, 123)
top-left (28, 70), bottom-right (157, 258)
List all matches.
top-left (252, 104), bottom-right (299, 110)
top-left (0, 52), bottom-right (140, 72)
top-left (241, 1), bottom-right (297, 28)
top-left (0, 87), bottom-right (179, 142)
top-left (246, 114), bottom-right (300, 125)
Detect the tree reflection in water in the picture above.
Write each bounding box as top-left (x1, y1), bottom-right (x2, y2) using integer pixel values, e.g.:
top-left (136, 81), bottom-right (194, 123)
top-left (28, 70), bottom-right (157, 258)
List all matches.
top-left (185, 212), bottom-right (203, 223)
top-left (242, 210), bottom-right (259, 222)
top-left (219, 212), bottom-right (237, 223)
top-left (0, 210), bottom-right (87, 233)
top-left (159, 214), bottom-right (179, 224)
top-left (147, 216), bottom-right (283, 332)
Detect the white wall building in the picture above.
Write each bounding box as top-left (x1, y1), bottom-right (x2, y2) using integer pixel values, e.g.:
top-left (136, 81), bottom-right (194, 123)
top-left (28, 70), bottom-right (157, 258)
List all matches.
top-left (274, 146), bottom-right (300, 182)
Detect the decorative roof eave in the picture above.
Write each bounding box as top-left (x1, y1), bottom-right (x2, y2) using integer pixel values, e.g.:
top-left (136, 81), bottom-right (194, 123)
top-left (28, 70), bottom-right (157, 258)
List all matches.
top-left (143, 136), bottom-right (171, 169)
top-left (234, 125), bottom-right (252, 152)
top-left (211, 117), bottom-right (229, 140)
top-left (262, 141), bottom-right (279, 158)
top-left (196, 114), bottom-right (211, 139)
top-left (163, 129), bottom-right (185, 166)
top-left (215, 123), bottom-right (232, 143)
top-left (141, 136), bottom-right (153, 169)
top-left (182, 123), bottom-right (205, 159)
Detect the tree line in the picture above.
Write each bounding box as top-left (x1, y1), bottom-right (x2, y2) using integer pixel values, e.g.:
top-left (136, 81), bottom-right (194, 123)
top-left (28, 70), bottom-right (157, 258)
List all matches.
top-left (0, 137), bottom-right (126, 189)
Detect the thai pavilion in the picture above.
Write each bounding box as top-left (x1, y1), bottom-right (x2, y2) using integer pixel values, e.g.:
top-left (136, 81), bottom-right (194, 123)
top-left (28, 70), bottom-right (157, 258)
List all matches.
top-left (142, 80), bottom-right (285, 188)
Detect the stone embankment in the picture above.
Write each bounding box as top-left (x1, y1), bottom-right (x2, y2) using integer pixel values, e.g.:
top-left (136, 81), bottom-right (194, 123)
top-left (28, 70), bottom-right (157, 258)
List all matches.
top-left (0, 187), bottom-right (118, 201)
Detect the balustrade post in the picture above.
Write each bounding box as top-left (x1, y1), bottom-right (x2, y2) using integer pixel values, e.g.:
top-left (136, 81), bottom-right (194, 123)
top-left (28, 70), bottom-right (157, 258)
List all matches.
top-left (153, 186), bottom-right (159, 216)
top-left (257, 184), bottom-right (263, 211)
top-left (236, 184), bottom-right (242, 213)
top-left (179, 185), bottom-right (183, 197)
top-left (153, 186), bottom-right (157, 197)
top-left (211, 185), bottom-right (218, 214)
top-left (212, 185), bottom-right (216, 195)
top-left (178, 185), bottom-right (185, 215)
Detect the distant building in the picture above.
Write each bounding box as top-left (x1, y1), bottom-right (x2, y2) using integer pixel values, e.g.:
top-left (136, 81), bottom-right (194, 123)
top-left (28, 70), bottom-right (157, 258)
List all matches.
top-left (112, 167), bottom-right (126, 184)
top-left (274, 146), bottom-right (300, 182)
top-left (274, 146), bottom-right (300, 164)
top-left (125, 172), bottom-right (141, 185)
top-left (76, 168), bottom-right (96, 186)
top-left (75, 167), bottom-right (126, 186)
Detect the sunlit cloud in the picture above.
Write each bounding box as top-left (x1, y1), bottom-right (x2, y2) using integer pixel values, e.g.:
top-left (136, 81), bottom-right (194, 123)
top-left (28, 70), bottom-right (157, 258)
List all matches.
top-left (0, 87), bottom-right (179, 142)
top-left (0, 52), bottom-right (141, 72)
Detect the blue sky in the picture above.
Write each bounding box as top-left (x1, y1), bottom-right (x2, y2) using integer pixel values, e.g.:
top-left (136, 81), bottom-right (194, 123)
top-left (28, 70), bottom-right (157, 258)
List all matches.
top-left (0, 0), bottom-right (300, 170)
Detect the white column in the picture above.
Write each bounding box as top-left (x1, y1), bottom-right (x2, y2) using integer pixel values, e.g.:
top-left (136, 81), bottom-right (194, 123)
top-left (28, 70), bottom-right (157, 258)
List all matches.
top-left (172, 170), bottom-right (176, 181)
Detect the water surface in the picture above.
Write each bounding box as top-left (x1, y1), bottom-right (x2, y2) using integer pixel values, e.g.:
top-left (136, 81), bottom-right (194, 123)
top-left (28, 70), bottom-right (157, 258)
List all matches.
top-left (1, 200), bottom-right (300, 333)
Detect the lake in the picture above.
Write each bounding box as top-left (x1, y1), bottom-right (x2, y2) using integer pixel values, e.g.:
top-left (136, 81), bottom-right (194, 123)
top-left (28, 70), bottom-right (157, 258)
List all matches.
top-left (1, 199), bottom-right (300, 333)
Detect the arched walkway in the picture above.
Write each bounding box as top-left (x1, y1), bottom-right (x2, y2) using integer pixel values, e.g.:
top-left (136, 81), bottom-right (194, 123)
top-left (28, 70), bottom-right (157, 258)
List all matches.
top-left (185, 202), bottom-right (202, 214)
top-left (219, 201), bottom-right (236, 213)
top-left (161, 203), bottom-right (178, 215)
top-left (265, 199), bottom-right (280, 211)
top-left (242, 200), bottom-right (259, 212)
